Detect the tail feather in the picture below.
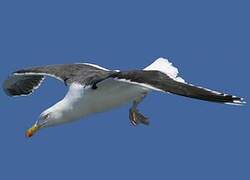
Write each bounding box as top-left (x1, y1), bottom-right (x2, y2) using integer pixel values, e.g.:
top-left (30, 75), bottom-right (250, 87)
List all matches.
top-left (144, 57), bottom-right (185, 83)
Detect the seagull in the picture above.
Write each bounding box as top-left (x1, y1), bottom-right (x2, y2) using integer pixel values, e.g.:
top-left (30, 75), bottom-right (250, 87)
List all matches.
top-left (3, 57), bottom-right (245, 137)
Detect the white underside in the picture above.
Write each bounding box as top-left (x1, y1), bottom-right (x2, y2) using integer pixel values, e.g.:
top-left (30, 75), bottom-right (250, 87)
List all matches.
top-left (33, 57), bottom-right (245, 128)
top-left (44, 80), bottom-right (149, 126)
top-left (42, 57), bottom-right (181, 127)
top-left (77, 79), bottom-right (149, 115)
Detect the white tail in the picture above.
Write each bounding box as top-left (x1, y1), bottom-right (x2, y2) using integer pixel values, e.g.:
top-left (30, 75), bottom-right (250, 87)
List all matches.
top-left (144, 57), bottom-right (185, 83)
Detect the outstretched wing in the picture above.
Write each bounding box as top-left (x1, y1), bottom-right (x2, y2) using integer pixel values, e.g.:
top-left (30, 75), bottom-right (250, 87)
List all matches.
top-left (3, 62), bottom-right (246, 105)
top-left (109, 70), bottom-right (246, 105)
top-left (3, 63), bottom-right (112, 97)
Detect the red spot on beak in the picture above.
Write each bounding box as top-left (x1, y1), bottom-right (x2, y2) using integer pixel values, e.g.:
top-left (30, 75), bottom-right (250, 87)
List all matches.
top-left (25, 124), bottom-right (39, 138)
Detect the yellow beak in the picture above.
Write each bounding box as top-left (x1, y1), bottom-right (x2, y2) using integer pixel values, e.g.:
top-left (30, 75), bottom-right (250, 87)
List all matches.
top-left (25, 124), bottom-right (39, 138)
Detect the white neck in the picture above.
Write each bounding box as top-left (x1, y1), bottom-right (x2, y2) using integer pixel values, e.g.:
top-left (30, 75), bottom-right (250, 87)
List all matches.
top-left (41, 83), bottom-right (86, 126)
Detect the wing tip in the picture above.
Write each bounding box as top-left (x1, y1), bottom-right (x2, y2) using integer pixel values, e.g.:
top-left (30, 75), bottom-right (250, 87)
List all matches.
top-left (2, 74), bottom-right (44, 97)
top-left (225, 96), bottom-right (246, 106)
top-left (2, 76), bottom-right (15, 97)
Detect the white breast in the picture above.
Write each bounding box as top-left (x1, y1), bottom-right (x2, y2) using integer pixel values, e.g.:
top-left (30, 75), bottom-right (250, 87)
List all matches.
top-left (60, 80), bottom-right (149, 123)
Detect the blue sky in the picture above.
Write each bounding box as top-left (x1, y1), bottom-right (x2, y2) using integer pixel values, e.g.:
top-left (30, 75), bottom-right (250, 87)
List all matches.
top-left (0, 0), bottom-right (249, 179)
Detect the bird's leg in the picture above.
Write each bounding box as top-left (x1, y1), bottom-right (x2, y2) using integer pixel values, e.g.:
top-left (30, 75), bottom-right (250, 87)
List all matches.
top-left (129, 95), bottom-right (149, 126)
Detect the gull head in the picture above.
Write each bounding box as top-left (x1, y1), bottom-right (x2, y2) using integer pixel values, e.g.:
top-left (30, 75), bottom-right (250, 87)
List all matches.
top-left (25, 109), bottom-right (64, 138)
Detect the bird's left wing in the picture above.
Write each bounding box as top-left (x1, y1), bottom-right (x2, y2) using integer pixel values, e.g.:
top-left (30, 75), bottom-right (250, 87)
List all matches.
top-left (3, 63), bottom-right (113, 97)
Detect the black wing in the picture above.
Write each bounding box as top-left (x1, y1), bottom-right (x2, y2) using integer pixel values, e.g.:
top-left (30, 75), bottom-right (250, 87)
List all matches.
top-left (109, 70), bottom-right (245, 105)
top-left (3, 64), bottom-right (112, 97)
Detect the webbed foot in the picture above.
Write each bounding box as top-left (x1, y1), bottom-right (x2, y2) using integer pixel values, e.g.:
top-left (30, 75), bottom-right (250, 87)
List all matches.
top-left (129, 108), bottom-right (149, 126)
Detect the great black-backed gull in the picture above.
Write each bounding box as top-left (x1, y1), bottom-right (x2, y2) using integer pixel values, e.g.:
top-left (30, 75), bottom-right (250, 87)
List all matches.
top-left (3, 58), bottom-right (246, 137)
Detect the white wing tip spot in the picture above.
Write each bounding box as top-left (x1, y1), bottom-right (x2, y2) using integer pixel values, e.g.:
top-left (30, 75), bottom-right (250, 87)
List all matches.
top-left (225, 97), bottom-right (246, 106)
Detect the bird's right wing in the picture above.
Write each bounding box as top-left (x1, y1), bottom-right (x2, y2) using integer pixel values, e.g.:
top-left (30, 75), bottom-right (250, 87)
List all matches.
top-left (109, 70), bottom-right (246, 105)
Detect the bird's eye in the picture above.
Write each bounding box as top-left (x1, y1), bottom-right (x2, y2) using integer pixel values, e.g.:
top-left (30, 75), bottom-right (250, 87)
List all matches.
top-left (42, 113), bottom-right (50, 120)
